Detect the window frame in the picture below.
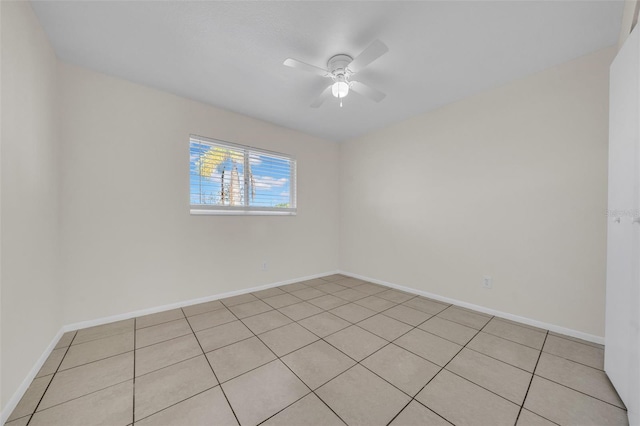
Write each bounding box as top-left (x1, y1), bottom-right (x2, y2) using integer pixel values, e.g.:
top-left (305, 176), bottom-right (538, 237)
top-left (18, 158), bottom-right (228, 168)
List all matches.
top-left (189, 135), bottom-right (297, 216)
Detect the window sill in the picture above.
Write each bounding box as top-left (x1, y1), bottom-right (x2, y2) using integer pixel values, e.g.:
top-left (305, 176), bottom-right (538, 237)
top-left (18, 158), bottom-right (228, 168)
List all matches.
top-left (190, 209), bottom-right (297, 216)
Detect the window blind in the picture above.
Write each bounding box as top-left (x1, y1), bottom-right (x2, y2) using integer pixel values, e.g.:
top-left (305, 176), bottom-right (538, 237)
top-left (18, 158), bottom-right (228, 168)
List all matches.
top-left (189, 135), bottom-right (297, 214)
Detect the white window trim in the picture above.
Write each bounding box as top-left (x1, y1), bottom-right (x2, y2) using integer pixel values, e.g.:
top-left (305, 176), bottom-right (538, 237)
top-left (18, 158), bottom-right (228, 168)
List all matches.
top-left (189, 135), bottom-right (297, 216)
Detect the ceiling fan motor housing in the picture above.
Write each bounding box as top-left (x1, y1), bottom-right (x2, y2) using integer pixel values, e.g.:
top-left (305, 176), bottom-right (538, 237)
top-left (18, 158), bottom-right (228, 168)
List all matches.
top-left (328, 54), bottom-right (353, 81)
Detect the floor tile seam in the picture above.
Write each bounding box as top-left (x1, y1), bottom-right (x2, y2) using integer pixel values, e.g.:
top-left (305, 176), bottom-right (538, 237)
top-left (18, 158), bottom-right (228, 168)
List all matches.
top-left (383, 342), bottom-right (457, 371)
top-left (213, 357), bottom-right (279, 386)
top-left (399, 314), bottom-right (496, 426)
top-left (441, 367), bottom-right (526, 407)
top-left (134, 352), bottom-right (205, 380)
top-left (439, 304), bottom-right (494, 318)
top-left (132, 318), bottom-right (137, 425)
top-left (32, 377), bottom-right (132, 418)
top-left (329, 310), bottom-right (378, 324)
top-left (71, 328), bottom-right (134, 347)
top-left (25, 331), bottom-right (79, 425)
top-left (398, 304), bottom-right (450, 317)
top-left (224, 303), bottom-right (349, 426)
top-left (471, 329), bottom-right (550, 353)
top-left (406, 324), bottom-right (471, 348)
top-left (402, 296), bottom-right (452, 308)
top-left (357, 352), bottom-right (429, 400)
top-left (295, 320), bottom-right (351, 341)
top-left (461, 346), bottom-right (537, 375)
top-left (136, 330), bottom-right (194, 350)
top-left (546, 333), bottom-right (605, 350)
top-left (220, 296), bottom-right (264, 308)
top-left (385, 399), bottom-right (454, 426)
top-left (180, 306), bottom-right (242, 426)
top-left (57, 348), bottom-right (136, 374)
top-left (535, 351), bottom-right (610, 373)
top-left (183, 304), bottom-right (228, 317)
top-left (306, 298), bottom-right (350, 311)
top-left (539, 349), bottom-right (605, 372)
top-left (187, 308), bottom-right (237, 324)
top-left (222, 302), bottom-right (314, 385)
top-left (517, 408), bottom-right (562, 426)
top-left (378, 310), bottom-right (435, 328)
top-left (261, 298), bottom-right (307, 310)
top-left (276, 309), bottom-right (324, 323)
top-left (515, 330), bottom-right (549, 425)
top-left (243, 318), bottom-right (295, 336)
top-left (33, 348), bottom-right (67, 380)
top-left (309, 391), bottom-right (350, 426)
top-left (530, 374), bottom-right (628, 411)
top-left (6, 413), bottom-right (31, 424)
top-left (481, 329), bottom-right (545, 351)
top-left (131, 384), bottom-right (220, 424)
top-left (432, 313), bottom-right (489, 332)
top-left (135, 329), bottom-right (201, 352)
top-left (332, 294), bottom-right (369, 304)
top-left (352, 299), bottom-right (399, 312)
top-left (288, 289), bottom-right (335, 300)
top-left (384, 400), bottom-right (414, 426)
top-left (189, 317), bottom-right (246, 335)
top-left (314, 318), bottom-right (437, 401)
top-left (253, 315), bottom-right (331, 340)
top-left (490, 316), bottom-right (548, 334)
top-left (135, 315), bottom-right (186, 331)
top-left (252, 391), bottom-right (315, 426)
top-left (279, 284), bottom-right (312, 293)
top-left (191, 305), bottom-right (293, 334)
top-left (421, 313), bottom-right (483, 329)
top-left (69, 329), bottom-right (135, 348)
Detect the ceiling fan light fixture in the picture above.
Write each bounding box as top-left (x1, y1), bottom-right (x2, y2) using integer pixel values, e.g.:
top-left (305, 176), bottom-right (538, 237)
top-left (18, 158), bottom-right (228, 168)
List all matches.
top-left (331, 81), bottom-right (349, 98)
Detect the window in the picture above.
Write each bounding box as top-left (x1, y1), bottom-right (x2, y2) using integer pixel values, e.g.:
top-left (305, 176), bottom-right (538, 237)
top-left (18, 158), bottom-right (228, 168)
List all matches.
top-left (189, 135), bottom-right (297, 215)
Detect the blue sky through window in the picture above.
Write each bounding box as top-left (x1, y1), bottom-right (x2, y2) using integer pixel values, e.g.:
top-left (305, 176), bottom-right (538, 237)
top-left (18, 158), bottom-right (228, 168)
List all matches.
top-left (190, 141), bottom-right (293, 208)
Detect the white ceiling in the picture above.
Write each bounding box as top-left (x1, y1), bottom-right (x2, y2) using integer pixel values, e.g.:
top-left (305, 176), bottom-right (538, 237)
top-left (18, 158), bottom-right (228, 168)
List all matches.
top-left (32, 1), bottom-right (623, 142)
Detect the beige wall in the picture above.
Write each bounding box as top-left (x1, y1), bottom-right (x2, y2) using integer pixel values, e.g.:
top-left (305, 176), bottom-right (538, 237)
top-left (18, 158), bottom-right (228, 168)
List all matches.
top-left (57, 63), bottom-right (340, 325)
top-left (1, 1), bottom-right (62, 409)
top-left (340, 47), bottom-right (615, 337)
top-left (0, 3), bottom-right (616, 414)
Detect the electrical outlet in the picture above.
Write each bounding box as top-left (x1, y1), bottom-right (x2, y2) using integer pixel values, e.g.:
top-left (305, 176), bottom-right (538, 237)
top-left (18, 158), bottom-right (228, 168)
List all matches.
top-left (482, 276), bottom-right (492, 289)
top-left (261, 261), bottom-right (268, 271)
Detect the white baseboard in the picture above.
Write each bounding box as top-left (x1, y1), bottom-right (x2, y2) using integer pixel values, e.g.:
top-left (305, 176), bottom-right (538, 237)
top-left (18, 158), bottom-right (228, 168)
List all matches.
top-left (61, 271), bottom-right (338, 333)
top-left (1, 270), bottom-right (338, 425)
top-left (2, 268), bottom-right (603, 424)
top-left (1, 328), bottom-right (64, 425)
top-left (339, 270), bottom-right (605, 345)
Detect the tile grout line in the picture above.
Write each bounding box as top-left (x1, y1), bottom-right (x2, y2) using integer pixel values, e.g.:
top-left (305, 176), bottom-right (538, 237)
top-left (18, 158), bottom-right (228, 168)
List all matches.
top-left (222, 295), bottom-right (352, 426)
top-left (127, 277), bottom-right (349, 424)
top-left (514, 330), bottom-right (549, 425)
top-left (132, 318), bottom-right (137, 425)
top-left (6, 277), bottom-right (333, 423)
top-left (386, 313), bottom-right (496, 426)
top-left (25, 331), bottom-right (78, 426)
top-left (13, 277), bottom-right (612, 426)
top-left (131, 385), bottom-right (219, 424)
top-left (275, 296), bottom-right (459, 424)
top-left (180, 307), bottom-right (242, 426)
top-left (19, 378), bottom-right (134, 420)
top-left (531, 375), bottom-right (627, 411)
top-left (55, 348), bottom-right (136, 375)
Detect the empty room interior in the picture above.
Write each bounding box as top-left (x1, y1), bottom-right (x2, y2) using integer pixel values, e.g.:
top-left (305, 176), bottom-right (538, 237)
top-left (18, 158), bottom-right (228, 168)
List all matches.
top-left (2, 1), bottom-right (640, 425)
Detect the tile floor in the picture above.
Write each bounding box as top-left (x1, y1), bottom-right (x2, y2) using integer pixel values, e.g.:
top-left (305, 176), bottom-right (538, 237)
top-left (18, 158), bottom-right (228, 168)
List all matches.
top-left (6, 275), bottom-right (628, 426)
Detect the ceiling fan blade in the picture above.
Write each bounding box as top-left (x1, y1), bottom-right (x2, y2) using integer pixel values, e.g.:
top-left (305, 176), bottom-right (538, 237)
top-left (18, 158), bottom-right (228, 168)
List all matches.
top-left (350, 81), bottom-right (386, 103)
top-left (347, 39), bottom-right (388, 74)
top-left (310, 85), bottom-right (333, 108)
top-left (284, 58), bottom-right (330, 77)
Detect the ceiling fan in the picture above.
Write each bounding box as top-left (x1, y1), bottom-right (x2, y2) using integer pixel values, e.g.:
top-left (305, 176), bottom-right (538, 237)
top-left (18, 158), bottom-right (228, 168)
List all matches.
top-left (283, 39), bottom-right (388, 108)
